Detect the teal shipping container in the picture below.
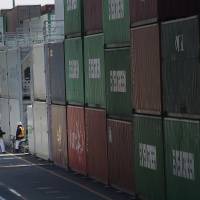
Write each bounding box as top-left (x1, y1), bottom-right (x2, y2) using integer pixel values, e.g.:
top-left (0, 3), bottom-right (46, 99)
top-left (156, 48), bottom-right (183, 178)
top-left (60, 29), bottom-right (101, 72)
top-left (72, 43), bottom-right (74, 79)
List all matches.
top-left (164, 118), bottom-right (200, 200)
top-left (65, 37), bottom-right (84, 105)
top-left (105, 47), bottom-right (132, 119)
top-left (84, 34), bottom-right (105, 108)
top-left (103, 0), bottom-right (130, 47)
top-left (134, 115), bottom-right (165, 200)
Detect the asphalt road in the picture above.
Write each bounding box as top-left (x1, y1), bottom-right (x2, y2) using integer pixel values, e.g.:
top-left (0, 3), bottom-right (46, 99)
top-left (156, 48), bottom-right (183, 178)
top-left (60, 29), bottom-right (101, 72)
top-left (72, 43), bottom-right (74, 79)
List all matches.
top-left (0, 153), bottom-right (135, 200)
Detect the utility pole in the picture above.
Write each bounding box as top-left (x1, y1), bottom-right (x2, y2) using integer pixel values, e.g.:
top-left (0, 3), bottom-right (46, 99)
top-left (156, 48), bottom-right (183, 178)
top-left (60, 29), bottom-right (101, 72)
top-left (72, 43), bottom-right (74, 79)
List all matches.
top-left (13, 0), bottom-right (15, 8)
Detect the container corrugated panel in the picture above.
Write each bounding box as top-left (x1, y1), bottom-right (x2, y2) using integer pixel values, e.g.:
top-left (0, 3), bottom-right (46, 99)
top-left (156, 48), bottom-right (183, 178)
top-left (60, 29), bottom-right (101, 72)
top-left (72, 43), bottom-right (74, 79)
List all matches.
top-left (164, 118), bottom-right (200, 200)
top-left (33, 101), bottom-right (50, 160)
top-left (107, 119), bottom-right (135, 193)
top-left (67, 105), bottom-right (86, 175)
top-left (0, 51), bottom-right (8, 98)
top-left (84, 0), bottom-right (102, 35)
top-left (134, 115), bottom-right (165, 200)
top-left (7, 48), bottom-right (22, 99)
top-left (51, 105), bottom-right (68, 169)
top-left (6, 8), bottom-right (17, 32)
top-left (32, 44), bottom-right (47, 101)
top-left (131, 24), bottom-right (161, 115)
top-left (85, 108), bottom-right (108, 184)
top-left (103, 0), bottom-right (130, 47)
top-left (64, 0), bottom-right (82, 36)
top-left (130, 0), bottom-right (199, 26)
top-left (162, 16), bottom-right (199, 61)
top-left (105, 48), bottom-right (132, 120)
top-left (162, 16), bottom-right (200, 117)
top-left (130, 0), bottom-right (157, 26)
top-left (0, 98), bottom-right (10, 142)
top-left (27, 105), bottom-right (35, 155)
top-left (9, 99), bottom-right (21, 137)
top-left (159, 0), bottom-right (199, 22)
top-left (47, 42), bottom-right (66, 105)
top-left (65, 37), bottom-right (84, 105)
top-left (84, 34), bottom-right (105, 108)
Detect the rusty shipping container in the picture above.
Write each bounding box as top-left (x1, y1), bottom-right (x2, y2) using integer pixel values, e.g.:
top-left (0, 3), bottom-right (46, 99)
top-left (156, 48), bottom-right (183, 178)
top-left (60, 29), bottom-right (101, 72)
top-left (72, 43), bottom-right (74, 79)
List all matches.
top-left (41, 4), bottom-right (55, 14)
top-left (130, 0), bottom-right (199, 26)
top-left (85, 108), bottom-right (108, 184)
top-left (131, 24), bottom-right (161, 115)
top-left (84, 0), bottom-right (102, 35)
top-left (67, 106), bottom-right (86, 175)
top-left (6, 5), bottom-right (41, 32)
top-left (51, 105), bottom-right (68, 169)
top-left (107, 119), bottom-right (135, 193)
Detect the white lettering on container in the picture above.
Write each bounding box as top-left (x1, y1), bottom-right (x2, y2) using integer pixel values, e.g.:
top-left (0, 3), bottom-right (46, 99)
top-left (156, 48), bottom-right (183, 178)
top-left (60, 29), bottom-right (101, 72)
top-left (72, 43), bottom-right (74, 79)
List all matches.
top-left (69, 60), bottom-right (79, 79)
top-left (175, 34), bottom-right (184, 52)
top-left (110, 70), bottom-right (126, 93)
top-left (108, 0), bottom-right (125, 20)
top-left (172, 150), bottom-right (195, 180)
top-left (88, 58), bottom-right (101, 79)
top-left (139, 143), bottom-right (157, 170)
top-left (67, 0), bottom-right (78, 11)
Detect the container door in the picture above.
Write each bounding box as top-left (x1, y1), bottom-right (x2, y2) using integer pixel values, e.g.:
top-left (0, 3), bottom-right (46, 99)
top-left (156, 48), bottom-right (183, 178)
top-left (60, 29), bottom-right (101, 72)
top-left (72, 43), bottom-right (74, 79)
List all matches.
top-left (33, 101), bottom-right (49, 160)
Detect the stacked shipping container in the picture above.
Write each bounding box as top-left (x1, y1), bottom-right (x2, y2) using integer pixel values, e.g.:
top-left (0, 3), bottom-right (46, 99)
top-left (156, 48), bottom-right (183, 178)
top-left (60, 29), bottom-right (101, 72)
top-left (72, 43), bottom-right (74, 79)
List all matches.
top-left (1, 0), bottom-right (200, 199)
top-left (103, 0), bottom-right (134, 193)
top-left (64, 0), bottom-right (86, 175)
top-left (130, 0), bottom-right (200, 199)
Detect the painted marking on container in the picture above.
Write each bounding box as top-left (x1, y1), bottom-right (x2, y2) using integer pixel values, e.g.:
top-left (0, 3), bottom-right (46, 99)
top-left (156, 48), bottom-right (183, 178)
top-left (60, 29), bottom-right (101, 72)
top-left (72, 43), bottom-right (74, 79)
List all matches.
top-left (110, 70), bottom-right (126, 93)
top-left (108, 0), bottom-right (125, 20)
top-left (69, 60), bottom-right (79, 79)
top-left (139, 143), bottom-right (157, 170)
top-left (66, 0), bottom-right (77, 11)
top-left (172, 150), bottom-right (195, 180)
top-left (0, 196), bottom-right (6, 200)
top-left (175, 34), bottom-right (184, 52)
top-left (88, 58), bottom-right (101, 79)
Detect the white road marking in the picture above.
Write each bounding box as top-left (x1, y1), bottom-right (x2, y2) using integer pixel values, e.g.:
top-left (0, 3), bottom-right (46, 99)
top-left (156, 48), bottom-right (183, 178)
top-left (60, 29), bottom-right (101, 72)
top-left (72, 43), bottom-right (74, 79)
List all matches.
top-left (0, 163), bottom-right (50, 168)
top-left (8, 188), bottom-right (22, 197)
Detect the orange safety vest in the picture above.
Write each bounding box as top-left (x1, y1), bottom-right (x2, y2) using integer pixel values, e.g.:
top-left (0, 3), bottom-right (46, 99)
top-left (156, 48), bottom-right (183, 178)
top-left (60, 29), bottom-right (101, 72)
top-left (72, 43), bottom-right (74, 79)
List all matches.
top-left (18, 127), bottom-right (25, 139)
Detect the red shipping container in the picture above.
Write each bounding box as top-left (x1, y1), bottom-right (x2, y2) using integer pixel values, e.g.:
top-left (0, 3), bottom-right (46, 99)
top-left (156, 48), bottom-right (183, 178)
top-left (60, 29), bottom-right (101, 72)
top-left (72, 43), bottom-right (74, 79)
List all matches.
top-left (107, 119), bottom-right (135, 193)
top-left (85, 108), bottom-right (108, 184)
top-left (84, 0), bottom-right (102, 34)
top-left (131, 24), bottom-right (161, 115)
top-left (67, 106), bottom-right (86, 175)
top-left (41, 4), bottom-right (55, 14)
top-left (51, 105), bottom-right (68, 169)
top-left (130, 0), bottom-right (199, 26)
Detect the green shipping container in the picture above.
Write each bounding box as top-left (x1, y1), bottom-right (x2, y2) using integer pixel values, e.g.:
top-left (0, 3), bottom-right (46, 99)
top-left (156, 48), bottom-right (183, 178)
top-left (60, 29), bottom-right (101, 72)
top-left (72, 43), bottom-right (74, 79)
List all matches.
top-left (134, 115), bottom-right (165, 200)
top-left (103, 0), bottom-right (130, 47)
top-left (105, 48), bottom-right (132, 119)
top-left (162, 16), bottom-right (199, 61)
top-left (84, 34), bottom-right (105, 108)
top-left (65, 37), bottom-right (84, 105)
top-left (165, 118), bottom-right (200, 200)
top-left (162, 16), bottom-right (200, 117)
top-left (64, 0), bottom-right (82, 36)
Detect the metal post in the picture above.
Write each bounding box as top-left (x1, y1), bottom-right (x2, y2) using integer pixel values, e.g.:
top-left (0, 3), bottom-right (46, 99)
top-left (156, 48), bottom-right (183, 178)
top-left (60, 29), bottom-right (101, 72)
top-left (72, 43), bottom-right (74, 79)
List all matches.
top-left (13, 0), bottom-right (15, 8)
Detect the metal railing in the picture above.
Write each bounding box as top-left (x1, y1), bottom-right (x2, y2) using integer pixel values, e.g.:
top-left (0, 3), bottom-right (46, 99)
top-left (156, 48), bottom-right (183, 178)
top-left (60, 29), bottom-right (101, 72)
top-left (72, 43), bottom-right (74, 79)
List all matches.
top-left (1, 19), bottom-right (64, 49)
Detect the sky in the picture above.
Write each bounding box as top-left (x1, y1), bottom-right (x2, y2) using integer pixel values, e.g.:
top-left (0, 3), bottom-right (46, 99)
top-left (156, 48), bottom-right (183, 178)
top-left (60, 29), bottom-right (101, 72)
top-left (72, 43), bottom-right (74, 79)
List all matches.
top-left (0, 0), bottom-right (55, 9)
